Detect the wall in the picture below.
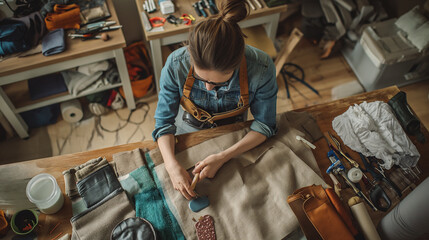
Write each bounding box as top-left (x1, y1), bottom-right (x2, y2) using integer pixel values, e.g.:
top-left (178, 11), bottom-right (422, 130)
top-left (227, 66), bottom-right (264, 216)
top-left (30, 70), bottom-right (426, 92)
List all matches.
top-left (111, 0), bottom-right (144, 45)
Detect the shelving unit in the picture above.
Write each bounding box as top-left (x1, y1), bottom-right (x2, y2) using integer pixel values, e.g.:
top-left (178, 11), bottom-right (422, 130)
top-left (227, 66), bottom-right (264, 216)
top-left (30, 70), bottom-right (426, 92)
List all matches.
top-left (0, 0), bottom-right (135, 139)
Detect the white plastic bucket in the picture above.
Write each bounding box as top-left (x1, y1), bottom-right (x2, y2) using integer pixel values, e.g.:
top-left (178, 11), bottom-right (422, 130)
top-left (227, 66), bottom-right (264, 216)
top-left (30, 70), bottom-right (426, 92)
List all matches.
top-left (26, 173), bottom-right (64, 214)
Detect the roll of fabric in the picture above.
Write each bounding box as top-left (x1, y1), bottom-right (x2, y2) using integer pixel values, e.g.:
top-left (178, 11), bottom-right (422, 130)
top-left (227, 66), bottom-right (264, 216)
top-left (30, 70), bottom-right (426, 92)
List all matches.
top-left (42, 28), bottom-right (65, 56)
top-left (348, 197), bottom-right (381, 240)
top-left (378, 177), bottom-right (429, 240)
top-left (45, 4), bottom-right (81, 31)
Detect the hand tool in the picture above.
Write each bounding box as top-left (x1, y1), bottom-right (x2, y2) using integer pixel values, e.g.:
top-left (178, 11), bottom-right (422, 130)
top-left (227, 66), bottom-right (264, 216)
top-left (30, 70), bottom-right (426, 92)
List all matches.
top-left (208, 0), bottom-right (218, 14)
top-left (359, 153), bottom-right (393, 212)
top-left (197, 1), bottom-right (207, 17)
top-left (361, 154), bottom-right (402, 198)
top-left (68, 33), bottom-right (110, 41)
top-left (327, 149), bottom-right (378, 211)
top-left (166, 15), bottom-right (181, 25)
top-left (149, 17), bottom-right (166, 27)
top-left (328, 132), bottom-right (360, 168)
top-left (180, 14), bottom-right (195, 25)
top-left (192, 2), bottom-right (202, 16)
top-left (190, 173), bottom-right (199, 191)
top-left (326, 151), bottom-right (343, 197)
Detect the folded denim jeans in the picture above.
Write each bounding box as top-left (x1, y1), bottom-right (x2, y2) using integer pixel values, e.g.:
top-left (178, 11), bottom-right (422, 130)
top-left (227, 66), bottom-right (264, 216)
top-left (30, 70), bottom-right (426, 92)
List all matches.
top-left (77, 164), bottom-right (121, 208)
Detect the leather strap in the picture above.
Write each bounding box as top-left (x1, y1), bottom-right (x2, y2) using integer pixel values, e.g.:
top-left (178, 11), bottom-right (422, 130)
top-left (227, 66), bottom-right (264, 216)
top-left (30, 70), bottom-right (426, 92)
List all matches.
top-left (180, 57), bottom-right (249, 124)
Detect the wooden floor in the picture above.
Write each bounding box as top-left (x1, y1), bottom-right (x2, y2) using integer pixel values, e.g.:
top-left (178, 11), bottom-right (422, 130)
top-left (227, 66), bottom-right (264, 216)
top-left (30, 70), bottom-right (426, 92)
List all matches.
top-left (274, 36), bottom-right (429, 130)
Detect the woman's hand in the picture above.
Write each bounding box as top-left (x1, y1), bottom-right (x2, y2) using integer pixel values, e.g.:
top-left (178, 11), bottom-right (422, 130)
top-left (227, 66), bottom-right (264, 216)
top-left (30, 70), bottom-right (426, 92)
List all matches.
top-left (165, 162), bottom-right (196, 200)
top-left (192, 152), bottom-right (228, 181)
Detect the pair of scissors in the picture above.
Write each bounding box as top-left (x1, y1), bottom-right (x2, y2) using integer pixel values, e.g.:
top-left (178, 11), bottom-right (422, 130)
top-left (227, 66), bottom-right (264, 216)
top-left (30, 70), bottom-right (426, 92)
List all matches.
top-left (359, 153), bottom-right (402, 211)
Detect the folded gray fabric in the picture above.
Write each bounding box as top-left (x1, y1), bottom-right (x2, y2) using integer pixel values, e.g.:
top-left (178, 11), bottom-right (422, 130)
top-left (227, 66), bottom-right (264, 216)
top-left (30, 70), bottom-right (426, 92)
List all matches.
top-left (111, 217), bottom-right (156, 240)
top-left (77, 164), bottom-right (121, 208)
top-left (42, 28), bottom-right (65, 56)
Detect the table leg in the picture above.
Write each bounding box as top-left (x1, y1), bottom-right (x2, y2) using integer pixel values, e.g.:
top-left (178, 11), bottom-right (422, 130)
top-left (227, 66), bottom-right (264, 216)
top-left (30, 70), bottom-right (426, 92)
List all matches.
top-left (263, 13), bottom-right (280, 42)
top-left (149, 39), bottom-right (163, 94)
top-left (0, 87), bottom-right (29, 139)
top-left (114, 48), bottom-right (136, 110)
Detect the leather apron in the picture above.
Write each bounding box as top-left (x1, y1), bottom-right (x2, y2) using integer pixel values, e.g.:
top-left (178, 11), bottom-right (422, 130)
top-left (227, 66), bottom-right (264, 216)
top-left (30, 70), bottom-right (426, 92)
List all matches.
top-left (180, 57), bottom-right (249, 128)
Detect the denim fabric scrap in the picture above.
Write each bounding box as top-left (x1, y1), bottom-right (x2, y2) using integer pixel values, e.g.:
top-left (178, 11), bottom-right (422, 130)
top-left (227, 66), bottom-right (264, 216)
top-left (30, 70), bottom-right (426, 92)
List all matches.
top-left (77, 164), bottom-right (121, 208)
top-left (42, 28), bottom-right (65, 56)
top-left (62, 157), bottom-right (107, 199)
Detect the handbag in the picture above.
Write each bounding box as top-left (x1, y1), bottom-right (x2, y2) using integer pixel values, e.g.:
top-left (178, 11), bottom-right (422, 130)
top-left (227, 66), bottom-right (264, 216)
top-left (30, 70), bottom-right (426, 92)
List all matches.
top-left (287, 185), bottom-right (358, 240)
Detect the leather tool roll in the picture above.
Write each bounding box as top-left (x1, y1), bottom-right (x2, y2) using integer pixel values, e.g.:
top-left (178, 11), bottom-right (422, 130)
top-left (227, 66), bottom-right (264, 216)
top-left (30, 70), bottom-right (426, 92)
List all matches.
top-left (287, 185), bottom-right (357, 240)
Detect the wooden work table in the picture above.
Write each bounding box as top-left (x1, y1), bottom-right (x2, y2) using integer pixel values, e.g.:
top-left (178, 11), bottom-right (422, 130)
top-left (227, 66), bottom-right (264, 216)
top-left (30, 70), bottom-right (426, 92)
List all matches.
top-left (0, 85), bottom-right (427, 238)
top-left (135, 0), bottom-right (288, 93)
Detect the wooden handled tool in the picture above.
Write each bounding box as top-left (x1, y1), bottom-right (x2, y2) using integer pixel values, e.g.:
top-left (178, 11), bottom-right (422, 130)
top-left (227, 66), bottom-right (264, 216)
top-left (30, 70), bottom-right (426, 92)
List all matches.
top-left (190, 173), bottom-right (199, 191)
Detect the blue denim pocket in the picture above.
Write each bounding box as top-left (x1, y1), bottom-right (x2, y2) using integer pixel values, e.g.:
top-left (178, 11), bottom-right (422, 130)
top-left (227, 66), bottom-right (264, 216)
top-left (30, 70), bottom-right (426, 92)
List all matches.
top-left (77, 165), bottom-right (121, 208)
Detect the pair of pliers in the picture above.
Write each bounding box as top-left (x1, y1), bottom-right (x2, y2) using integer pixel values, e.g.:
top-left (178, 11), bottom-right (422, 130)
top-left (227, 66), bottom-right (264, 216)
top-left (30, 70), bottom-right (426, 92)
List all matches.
top-left (149, 17), bottom-right (166, 27)
top-left (180, 14), bottom-right (195, 25)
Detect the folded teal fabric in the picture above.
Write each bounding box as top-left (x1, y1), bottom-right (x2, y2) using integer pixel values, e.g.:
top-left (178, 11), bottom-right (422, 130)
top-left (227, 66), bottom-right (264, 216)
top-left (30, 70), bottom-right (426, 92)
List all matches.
top-left (134, 154), bottom-right (185, 240)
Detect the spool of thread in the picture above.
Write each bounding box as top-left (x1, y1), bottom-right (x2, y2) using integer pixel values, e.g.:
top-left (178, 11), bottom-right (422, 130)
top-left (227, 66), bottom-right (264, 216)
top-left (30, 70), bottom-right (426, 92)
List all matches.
top-left (60, 99), bottom-right (83, 123)
top-left (347, 167), bottom-right (363, 183)
top-left (348, 197), bottom-right (381, 240)
top-left (378, 177), bottom-right (429, 240)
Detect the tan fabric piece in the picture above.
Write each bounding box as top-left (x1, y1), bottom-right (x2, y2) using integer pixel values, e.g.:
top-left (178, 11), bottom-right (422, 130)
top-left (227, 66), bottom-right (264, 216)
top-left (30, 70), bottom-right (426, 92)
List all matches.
top-left (151, 111), bottom-right (328, 239)
top-left (63, 157), bottom-right (109, 198)
top-left (113, 148), bottom-right (146, 176)
top-left (70, 190), bottom-right (135, 240)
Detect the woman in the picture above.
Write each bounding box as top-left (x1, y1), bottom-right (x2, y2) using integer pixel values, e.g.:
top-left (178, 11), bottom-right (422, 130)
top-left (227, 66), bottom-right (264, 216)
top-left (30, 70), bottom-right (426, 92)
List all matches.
top-left (152, 0), bottom-right (278, 200)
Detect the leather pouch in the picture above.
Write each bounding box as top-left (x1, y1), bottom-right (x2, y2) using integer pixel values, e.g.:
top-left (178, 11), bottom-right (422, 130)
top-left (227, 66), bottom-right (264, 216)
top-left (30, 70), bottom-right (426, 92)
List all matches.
top-left (287, 185), bottom-right (356, 240)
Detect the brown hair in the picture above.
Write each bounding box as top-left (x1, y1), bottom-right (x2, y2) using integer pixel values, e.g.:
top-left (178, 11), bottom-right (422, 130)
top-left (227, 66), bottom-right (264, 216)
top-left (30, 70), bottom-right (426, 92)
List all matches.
top-left (188, 0), bottom-right (249, 72)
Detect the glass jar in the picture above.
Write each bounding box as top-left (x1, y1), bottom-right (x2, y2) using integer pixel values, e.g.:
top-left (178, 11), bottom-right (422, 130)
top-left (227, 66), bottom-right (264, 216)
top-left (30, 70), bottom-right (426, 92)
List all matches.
top-left (26, 173), bottom-right (64, 214)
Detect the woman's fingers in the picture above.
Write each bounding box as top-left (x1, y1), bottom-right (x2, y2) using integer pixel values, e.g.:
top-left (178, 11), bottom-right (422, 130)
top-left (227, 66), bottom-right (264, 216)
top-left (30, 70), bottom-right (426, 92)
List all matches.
top-left (193, 161), bottom-right (205, 174)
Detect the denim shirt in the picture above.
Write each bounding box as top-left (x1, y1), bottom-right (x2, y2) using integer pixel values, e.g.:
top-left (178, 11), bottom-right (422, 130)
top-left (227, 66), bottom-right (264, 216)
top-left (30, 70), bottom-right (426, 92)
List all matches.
top-left (152, 45), bottom-right (278, 141)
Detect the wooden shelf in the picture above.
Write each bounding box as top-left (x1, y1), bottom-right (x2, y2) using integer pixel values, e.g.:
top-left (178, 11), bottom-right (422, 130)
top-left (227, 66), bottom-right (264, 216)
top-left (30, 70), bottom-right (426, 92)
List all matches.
top-left (3, 80), bottom-right (122, 113)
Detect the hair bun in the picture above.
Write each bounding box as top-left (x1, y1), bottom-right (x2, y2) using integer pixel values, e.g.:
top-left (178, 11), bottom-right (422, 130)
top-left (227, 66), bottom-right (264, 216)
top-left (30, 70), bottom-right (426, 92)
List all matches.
top-left (217, 0), bottom-right (249, 24)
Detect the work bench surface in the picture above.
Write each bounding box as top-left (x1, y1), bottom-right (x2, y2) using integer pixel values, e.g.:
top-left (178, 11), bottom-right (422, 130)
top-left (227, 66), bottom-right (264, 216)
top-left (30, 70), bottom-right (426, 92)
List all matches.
top-left (0, 86), bottom-right (427, 238)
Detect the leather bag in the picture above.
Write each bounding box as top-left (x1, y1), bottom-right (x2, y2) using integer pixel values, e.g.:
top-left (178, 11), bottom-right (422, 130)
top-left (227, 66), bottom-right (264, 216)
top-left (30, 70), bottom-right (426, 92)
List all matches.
top-left (287, 185), bottom-right (358, 240)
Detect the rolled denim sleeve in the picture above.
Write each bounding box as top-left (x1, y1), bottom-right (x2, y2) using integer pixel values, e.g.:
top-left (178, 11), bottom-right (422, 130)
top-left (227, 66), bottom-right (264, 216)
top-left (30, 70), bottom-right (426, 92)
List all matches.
top-left (152, 54), bottom-right (181, 141)
top-left (249, 57), bottom-right (278, 138)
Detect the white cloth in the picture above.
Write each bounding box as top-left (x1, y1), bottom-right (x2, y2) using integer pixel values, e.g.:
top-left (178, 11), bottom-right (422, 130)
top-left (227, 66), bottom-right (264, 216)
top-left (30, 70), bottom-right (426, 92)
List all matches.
top-left (332, 101), bottom-right (420, 170)
top-left (61, 61), bottom-right (109, 96)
